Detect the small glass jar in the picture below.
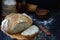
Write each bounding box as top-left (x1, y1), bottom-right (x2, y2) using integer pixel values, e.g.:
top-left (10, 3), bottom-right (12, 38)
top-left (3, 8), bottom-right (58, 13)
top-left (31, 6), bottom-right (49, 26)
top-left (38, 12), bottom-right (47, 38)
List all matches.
top-left (2, 0), bottom-right (17, 18)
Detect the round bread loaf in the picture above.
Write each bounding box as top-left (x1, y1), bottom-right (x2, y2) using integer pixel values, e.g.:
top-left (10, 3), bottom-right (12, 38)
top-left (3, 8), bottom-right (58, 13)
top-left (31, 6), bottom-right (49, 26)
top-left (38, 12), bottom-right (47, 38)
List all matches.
top-left (1, 25), bottom-right (39, 40)
top-left (1, 13), bottom-right (32, 33)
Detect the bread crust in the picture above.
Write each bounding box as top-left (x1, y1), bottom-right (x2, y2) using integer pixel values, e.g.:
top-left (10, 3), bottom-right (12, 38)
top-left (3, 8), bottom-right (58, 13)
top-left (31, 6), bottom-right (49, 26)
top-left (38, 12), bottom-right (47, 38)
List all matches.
top-left (2, 13), bottom-right (32, 33)
top-left (1, 13), bottom-right (39, 40)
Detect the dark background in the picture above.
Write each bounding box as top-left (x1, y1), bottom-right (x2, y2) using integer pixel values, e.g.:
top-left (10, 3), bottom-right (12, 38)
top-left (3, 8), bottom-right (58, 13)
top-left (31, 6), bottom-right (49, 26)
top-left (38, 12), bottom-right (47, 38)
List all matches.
top-left (0, 0), bottom-right (60, 40)
top-left (0, 0), bottom-right (60, 13)
top-left (17, 0), bottom-right (59, 9)
top-left (0, 0), bottom-right (2, 24)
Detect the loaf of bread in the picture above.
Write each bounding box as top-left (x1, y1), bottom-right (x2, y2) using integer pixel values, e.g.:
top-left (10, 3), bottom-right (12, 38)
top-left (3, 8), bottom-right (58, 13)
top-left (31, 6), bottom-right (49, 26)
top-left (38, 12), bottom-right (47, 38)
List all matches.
top-left (1, 25), bottom-right (39, 40)
top-left (1, 13), bottom-right (32, 33)
top-left (1, 13), bottom-right (39, 40)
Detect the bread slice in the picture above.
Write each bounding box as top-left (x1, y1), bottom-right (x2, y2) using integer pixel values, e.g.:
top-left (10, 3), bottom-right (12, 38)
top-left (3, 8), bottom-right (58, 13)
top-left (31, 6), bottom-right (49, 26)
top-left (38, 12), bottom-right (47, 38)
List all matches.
top-left (21, 25), bottom-right (39, 39)
top-left (1, 13), bottom-right (33, 33)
